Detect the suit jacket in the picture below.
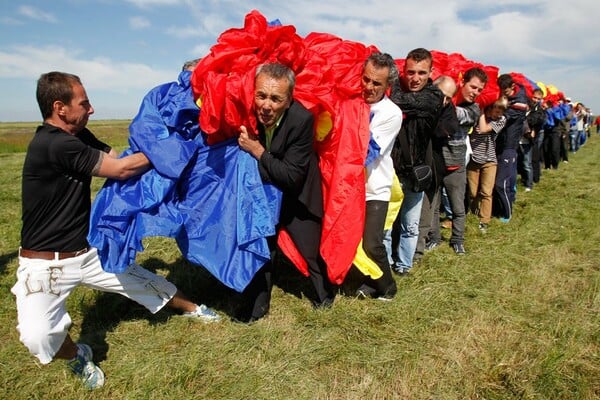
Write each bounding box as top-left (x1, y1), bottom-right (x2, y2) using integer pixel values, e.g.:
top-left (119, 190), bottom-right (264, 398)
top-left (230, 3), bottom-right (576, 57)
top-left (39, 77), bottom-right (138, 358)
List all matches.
top-left (257, 100), bottom-right (323, 230)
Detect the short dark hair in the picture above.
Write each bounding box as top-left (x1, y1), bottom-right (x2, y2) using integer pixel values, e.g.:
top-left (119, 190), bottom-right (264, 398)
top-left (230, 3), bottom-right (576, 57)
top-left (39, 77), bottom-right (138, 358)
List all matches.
top-left (36, 72), bottom-right (82, 119)
top-left (463, 67), bottom-right (488, 85)
top-left (364, 52), bottom-right (399, 86)
top-left (255, 62), bottom-right (295, 97)
top-left (532, 88), bottom-right (544, 96)
top-left (497, 74), bottom-right (514, 90)
top-left (405, 48), bottom-right (432, 64)
top-left (182, 58), bottom-right (201, 71)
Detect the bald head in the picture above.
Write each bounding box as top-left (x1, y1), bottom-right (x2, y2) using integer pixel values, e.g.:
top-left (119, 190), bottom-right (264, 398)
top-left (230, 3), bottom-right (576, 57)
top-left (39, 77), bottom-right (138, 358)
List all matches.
top-left (434, 75), bottom-right (457, 99)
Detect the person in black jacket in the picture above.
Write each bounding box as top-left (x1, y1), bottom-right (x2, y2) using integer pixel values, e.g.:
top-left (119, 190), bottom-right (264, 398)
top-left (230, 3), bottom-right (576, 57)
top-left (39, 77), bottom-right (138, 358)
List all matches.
top-left (525, 89), bottom-right (547, 184)
top-left (493, 74), bottom-right (528, 222)
top-left (389, 48), bottom-right (443, 274)
top-left (237, 62), bottom-right (335, 322)
top-left (421, 75), bottom-right (466, 256)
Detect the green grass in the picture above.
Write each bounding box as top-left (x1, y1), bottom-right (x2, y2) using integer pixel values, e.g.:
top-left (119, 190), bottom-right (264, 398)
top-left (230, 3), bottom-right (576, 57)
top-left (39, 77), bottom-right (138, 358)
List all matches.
top-left (0, 122), bottom-right (599, 399)
top-left (0, 119), bottom-right (130, 153)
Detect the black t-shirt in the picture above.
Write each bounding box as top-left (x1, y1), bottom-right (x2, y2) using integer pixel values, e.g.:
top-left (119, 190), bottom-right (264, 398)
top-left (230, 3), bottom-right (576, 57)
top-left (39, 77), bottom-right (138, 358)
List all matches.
top-left (21, 123), bottom-right (110, 252)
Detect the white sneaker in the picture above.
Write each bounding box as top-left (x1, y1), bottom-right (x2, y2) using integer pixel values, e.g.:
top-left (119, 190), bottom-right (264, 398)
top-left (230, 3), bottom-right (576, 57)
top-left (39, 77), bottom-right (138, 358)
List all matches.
top-left (66, 343), bottom-right (105, 390)
top-left (183, 304), bottom-right (221, 323)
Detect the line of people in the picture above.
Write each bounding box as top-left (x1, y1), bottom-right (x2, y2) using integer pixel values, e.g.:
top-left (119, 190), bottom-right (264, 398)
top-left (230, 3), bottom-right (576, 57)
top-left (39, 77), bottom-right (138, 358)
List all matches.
top-left (13, 50), bottom-right (594, 390)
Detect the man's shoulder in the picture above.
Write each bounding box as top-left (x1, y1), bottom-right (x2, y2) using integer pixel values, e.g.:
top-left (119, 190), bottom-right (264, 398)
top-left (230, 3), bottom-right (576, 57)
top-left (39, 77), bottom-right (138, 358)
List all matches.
top-left (373, 96), bottom-right (402, 116)
top-left (287, 100), bottom-right (314, 121)
top-left (289, 100), bottom-right (310, 114)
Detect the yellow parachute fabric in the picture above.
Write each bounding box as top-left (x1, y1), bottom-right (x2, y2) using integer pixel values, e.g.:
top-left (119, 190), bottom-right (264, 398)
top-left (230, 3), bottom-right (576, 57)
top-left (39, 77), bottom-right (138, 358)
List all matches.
top-left (535, 81), bottom-right (547, 98)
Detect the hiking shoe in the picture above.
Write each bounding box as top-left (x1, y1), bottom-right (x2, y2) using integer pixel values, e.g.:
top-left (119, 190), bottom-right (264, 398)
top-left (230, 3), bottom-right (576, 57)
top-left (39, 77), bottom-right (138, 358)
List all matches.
top-left (425, 241), bottom-right (440, 251)
top-left (452, 243), bottom-right (466, 255)
top-left (67, 343), bottom-right (105, 390)
top-left (183, 304), bottom-right (221, 323)
top-left (478, 222), bottom-right (488, 233)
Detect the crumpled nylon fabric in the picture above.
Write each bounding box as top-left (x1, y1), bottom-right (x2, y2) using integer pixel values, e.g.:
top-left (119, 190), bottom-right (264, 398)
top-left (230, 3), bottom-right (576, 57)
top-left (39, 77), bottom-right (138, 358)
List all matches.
top-left (88, 70), bottom-right (281, 292)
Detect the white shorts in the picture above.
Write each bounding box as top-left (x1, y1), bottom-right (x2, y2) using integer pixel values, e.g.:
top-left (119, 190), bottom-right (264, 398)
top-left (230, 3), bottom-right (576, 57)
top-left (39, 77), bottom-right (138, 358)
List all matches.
top-left (11, 248), bottom-right (177, 364)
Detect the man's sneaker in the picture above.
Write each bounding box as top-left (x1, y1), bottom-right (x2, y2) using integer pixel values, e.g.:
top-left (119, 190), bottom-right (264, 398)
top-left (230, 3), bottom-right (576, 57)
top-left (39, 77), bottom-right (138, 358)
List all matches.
top-left (478, 222), bottom-right (488, 233)
top-left (392, 265), bottom-right (410, 276)
top-left (355, 284), bottom-right (376, 299)
top-left (425, 241), bottom-right (440, 251)
top-left (66, 343), bottom-right (105, 390)
top-left (452, 243), bottom-right (466, 255)
top-left (183, 304), bottom-right (221, 322)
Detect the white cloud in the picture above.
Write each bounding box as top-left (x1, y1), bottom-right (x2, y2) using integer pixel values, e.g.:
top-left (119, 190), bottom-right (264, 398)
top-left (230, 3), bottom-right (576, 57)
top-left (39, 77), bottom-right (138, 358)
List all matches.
top-left (2, 0), bottom-right (599, 121)
top-left (125, 0), bottom-right (183, 8)
top-left (0, 16), bottom-right (24, 26)
top-left (130, 16), bottom-right (151, 29)
top-left (18, 5), bottom-right (57, 23)
top-left (165, 25), bottom-right (207, 39)
top-left (0, 45), bottom-right (173, 91)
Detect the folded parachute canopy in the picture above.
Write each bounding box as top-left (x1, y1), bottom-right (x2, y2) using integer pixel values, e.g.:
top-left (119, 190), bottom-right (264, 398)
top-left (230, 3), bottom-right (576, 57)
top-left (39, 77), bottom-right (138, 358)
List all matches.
top-left (91, 9), bottom-right (573, 292)
top-left (191, 10), bottom-right (374, 285)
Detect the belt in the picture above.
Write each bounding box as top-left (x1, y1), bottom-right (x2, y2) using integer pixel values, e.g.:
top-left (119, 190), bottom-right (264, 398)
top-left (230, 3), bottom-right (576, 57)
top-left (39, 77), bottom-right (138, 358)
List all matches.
top-left (19, 247), bottom-right (90, 260)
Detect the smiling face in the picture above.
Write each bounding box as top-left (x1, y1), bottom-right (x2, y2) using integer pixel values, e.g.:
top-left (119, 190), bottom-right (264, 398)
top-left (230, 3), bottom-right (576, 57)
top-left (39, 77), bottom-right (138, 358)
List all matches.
top-left (402, 58), bottom-right (432, 92)
top-left (361, 61), bottom-right (391, 104)
top-left (460, 76), bottom-right (486, 103)
top-left (59, 82), bottom-right (94, 134)
top-left (254, 73), bottom-right (291, 128)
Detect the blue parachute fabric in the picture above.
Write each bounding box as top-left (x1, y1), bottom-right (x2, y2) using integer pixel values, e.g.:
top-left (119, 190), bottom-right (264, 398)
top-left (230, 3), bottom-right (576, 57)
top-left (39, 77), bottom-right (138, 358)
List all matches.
top-left (174, 137), bottom-right (281, 291)
top-left (88, 70), bottom-right (282, 292)
top-left (128, 70), bottom-right (201, 178)
top-left (364, 111), bottom-right (381, 166)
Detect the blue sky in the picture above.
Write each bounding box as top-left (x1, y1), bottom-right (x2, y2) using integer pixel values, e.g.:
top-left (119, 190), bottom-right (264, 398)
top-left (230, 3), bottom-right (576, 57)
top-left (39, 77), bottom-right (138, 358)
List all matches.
top-left (1, 0), bottom-right (599, 122)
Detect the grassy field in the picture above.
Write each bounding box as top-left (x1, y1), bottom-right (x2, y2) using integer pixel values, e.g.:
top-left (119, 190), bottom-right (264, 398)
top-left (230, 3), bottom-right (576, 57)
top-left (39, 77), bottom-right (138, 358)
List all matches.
top-left (0, 121), bottom-right (598, 399)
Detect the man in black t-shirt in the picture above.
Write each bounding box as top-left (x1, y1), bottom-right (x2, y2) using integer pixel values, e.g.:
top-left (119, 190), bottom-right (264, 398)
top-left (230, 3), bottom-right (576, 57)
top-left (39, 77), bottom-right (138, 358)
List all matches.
top-left (12, 72), bottom-right (220, 390)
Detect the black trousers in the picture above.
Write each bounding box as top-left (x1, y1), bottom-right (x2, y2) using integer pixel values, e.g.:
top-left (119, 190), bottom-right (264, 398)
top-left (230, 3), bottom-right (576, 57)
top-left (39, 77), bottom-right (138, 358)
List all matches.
top-left (360, 200), bottom-right (396, 297)
top-left (543, 131), bottom-right (561, 169)
top-left (241, 209), bottom-right (334, 320)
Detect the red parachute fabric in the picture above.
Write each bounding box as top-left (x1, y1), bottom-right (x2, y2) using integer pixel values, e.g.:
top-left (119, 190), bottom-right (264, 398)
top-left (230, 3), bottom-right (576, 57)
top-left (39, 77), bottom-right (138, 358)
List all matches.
top-left (191, 10), bottom-right (373, 284)
top-left (191, 10), bottom-right (305, 144)
top-left (190, 9), bottom-right (574, 286)
top-left (440, 52), bottom-right (500, 109)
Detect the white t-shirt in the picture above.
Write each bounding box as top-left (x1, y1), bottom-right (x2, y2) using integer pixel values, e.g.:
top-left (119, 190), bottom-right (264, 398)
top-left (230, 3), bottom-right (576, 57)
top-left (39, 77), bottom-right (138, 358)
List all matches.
top-left (365, 95), bottom-right (403, 201)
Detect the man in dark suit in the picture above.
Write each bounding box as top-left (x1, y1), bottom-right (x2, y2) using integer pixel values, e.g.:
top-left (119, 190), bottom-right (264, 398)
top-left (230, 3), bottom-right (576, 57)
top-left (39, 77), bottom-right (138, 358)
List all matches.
top-left (237, 62), bottom-right (335, 322)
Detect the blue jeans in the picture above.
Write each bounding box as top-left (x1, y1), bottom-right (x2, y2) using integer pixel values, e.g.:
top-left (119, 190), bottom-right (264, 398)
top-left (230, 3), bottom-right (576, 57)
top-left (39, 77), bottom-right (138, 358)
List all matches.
top-left (391, 177), bottom-right (424, 271)
top-left (383, 229), bottom-right (393, 265)
top-left (569, 129), bottom-right (579, 152)
top-left (578, 130), bottom-right (586, 146)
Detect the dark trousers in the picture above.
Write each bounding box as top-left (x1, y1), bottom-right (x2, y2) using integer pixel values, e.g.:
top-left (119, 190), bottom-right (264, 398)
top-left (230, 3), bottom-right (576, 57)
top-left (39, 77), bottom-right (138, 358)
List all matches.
top-left (416, 185), bottom-right (436, 259)
top-left (494, 149), bottom-right (517, 219)
top-left (241, 211), bottom-right (334, 320)
top-left (560, 134), bottom-right (569, 162)
top-left (442, 166), bottom-right (467, 244)
top-left (532, 132), bottom-right (543, 183)
top-left (360, 200), bottom-right (396, 297)
top-left (543, 131), bottom-right (561, 169)
top-left (431, 167), bottom-right (466, 245)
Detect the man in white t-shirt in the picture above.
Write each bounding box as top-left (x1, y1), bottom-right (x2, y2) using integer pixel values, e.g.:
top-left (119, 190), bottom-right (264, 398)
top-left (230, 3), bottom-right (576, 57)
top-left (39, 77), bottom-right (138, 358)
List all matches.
top-left (355, 52), bottom-right (403, 300)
